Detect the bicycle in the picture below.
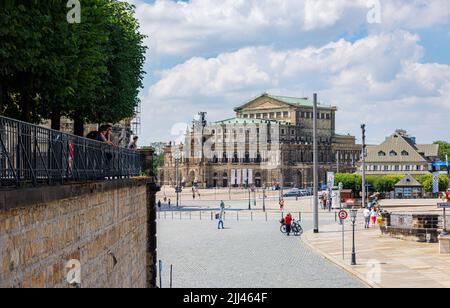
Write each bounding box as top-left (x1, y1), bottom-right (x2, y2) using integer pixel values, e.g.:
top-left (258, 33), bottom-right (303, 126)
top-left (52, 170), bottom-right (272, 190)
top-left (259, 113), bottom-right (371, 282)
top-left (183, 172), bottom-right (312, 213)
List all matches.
top-left (280, 219), bottom-right (303, 236)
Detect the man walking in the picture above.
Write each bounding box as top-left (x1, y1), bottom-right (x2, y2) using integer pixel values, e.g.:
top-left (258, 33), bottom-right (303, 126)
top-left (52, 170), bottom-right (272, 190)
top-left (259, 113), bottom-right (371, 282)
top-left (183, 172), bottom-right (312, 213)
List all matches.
top-left (218, 201), bottom-right (226, 230)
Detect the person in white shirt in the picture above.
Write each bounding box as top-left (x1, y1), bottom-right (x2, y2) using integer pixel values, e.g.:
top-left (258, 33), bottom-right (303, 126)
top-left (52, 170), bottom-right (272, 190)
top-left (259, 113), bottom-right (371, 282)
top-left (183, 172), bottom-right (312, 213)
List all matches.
top-left (128, 136), bottom-right (139, 150)
top-left (364, 208), bottom-right (371, 229)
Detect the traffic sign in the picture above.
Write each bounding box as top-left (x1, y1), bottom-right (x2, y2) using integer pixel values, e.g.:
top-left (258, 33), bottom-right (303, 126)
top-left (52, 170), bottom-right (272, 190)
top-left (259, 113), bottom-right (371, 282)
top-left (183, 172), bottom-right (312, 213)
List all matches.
top-left (438, 203), bottom-right (450, 209)
top-left (338, 210), bottom-right (348, 220)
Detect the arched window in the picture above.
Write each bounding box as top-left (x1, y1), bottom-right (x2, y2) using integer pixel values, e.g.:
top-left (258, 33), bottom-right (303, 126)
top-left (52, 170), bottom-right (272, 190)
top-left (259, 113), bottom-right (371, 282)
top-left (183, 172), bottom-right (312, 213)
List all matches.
top-left (378, 151), bottom-right (386, 157)
top-left (389, 151), bottom-right (398, 157)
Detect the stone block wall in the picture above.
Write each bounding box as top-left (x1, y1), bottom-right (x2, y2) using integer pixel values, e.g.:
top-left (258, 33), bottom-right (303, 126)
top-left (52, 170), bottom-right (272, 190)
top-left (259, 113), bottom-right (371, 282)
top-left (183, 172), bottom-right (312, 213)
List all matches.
top-left (0, 179), bottom-right (156, 288)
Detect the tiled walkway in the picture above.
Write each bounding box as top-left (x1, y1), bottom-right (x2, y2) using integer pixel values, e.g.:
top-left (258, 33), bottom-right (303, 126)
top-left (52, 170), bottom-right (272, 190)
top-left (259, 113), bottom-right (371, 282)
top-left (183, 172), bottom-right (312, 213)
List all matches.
top-left (303, 221), bottom-right (450, 288)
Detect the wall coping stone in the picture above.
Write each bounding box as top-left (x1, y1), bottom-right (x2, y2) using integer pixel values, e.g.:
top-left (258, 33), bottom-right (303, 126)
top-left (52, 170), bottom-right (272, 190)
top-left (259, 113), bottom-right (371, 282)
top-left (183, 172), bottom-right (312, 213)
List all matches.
top-left (0, 178), bottom-right (151, 211)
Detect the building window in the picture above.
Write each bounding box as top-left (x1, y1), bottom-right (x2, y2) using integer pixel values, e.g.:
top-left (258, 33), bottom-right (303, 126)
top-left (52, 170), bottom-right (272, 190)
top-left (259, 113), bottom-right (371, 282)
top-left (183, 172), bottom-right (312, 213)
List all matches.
top-left (384, 166), bottom-right (389, 171)
top-left (243, 114), bottom-right (248, 119)
top-left (326, 114), bottom-right (330, 120)
top-left (283, 112), bottom-right (289, 118)
top-left (250, 114), bottom-right (255, 119)
top-left (378, 151), bottom-right (386, 157)
top-left (389, 151), bottom-right (398, 156)
top-left (256, 114), bottom-right (261, 119)
top-left (270, 113), bottom-right (275, 119)
top-left (276, 112), bottom-right (282, 118)
top-left (401, 151), bottom-right (409, 156)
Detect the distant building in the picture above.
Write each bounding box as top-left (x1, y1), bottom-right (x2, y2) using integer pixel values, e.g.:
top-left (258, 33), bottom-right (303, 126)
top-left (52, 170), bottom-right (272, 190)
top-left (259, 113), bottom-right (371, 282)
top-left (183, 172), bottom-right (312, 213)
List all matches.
top-left (394, 174), bottom-right (424, 199)
top-left (159, 93), bottom-right (361, 189)
top-left (362, 130), bottom-right (439, 176)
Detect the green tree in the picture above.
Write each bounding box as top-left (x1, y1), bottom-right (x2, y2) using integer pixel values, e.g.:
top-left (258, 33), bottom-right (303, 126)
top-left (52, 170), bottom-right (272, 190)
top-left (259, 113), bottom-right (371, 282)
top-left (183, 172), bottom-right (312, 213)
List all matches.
top-left (335, 173), bottom-right (362, 193)
top-left (0, 1), bottom-right (147, 135)
top-left (417, 174), bottom-right (449, 193)
top-left (434, 141), bottom-right (450, 162)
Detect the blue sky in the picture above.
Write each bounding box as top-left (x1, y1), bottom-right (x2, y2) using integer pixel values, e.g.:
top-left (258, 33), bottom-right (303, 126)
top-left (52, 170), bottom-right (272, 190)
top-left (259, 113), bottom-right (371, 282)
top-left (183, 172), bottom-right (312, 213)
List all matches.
top-left (128, 0), bottom-right (450, 145)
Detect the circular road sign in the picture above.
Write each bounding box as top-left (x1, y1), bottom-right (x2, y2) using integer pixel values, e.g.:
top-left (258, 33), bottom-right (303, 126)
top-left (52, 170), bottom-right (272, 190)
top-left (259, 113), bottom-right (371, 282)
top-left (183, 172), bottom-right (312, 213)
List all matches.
top-left (338, 210), bottom-right (348, 220)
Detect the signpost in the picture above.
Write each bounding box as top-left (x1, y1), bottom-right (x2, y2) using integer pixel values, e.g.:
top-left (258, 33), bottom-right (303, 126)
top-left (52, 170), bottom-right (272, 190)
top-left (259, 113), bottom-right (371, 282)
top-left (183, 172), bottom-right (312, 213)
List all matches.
top-left (339, 209), bottom-right (348, 259)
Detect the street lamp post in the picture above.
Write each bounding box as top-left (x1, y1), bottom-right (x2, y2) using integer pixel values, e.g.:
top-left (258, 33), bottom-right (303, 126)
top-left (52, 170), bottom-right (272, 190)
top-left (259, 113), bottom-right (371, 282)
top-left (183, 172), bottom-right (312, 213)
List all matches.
top-left (350, 208), bottom-right (358, 265)
top-left (313, 93), bottom-right (319, 233)
top-left (263, 186), bottom-right (266, 212)
top-left (175, 151), bottom-right (181, 208)
top-left (246, 180), bottom-right (251, 210)
top-left (361, 124), bottom-right (367, 208)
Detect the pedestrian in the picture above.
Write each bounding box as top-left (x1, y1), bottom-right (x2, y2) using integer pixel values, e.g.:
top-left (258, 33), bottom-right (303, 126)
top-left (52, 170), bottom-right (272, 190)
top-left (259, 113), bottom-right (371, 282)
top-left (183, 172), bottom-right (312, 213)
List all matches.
top-left (364, 207), bottom-right (371, 229)
top-left (279, 199), bottom-right (285, 211)
top-left (168, 199), bottom-right (171, 207)
top-left (285, 213), bottom-right (293, 236)
top-left (217, 201), bottom-right (225, 230)
top-left (128, 136), bottom-right (139, 150)
top-left (98, 124), bottom-right (113, 145)
top-left (157, 200), bottom-right (161, 209)
top-left (370, 208), bottom-right (377, 227)
top-left (326, 198), bottom-right (331, 212)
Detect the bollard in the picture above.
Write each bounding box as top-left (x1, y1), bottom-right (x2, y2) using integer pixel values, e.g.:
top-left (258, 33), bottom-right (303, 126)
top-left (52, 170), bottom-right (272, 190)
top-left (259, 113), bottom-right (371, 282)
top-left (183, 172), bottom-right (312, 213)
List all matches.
top-left (172, 211), bottom-right (174, 220)
top-left (299, 212), bottom-right (301, 222)
top-left (190, 212), bottom-right (192, 220)
top-left (170, 265), bottom-right (173, 289)
top-left (237, 212), bottom-right (239, 222)
top-left (211, 211), bottom-right (213, 221)
top-left (265, 212), bottom-right (268, 222)
top-left (164, 211), bottom-right (167, 220)
top-left (200, 211), bottom-right (202, 220)
top-left (335, 211), bottom-right (337, 222)
top-left (251, 212), bottom-right (253, 221)
top-left (180, 212), bottom-right (182, 220)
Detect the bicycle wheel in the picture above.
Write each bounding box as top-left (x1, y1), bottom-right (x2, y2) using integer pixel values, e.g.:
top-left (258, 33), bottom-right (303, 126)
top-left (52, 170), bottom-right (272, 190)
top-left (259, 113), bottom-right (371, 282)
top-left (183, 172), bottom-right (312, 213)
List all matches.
top-left (280, 224), bottom-right (287, 234)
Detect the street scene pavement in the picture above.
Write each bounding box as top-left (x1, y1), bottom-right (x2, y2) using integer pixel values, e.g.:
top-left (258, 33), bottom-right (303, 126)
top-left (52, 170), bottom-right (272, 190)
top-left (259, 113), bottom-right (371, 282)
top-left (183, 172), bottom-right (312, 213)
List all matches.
top-left (303, 220), bottom-right (450, 288)
top-left (156, 194), bottom-right (367, 288)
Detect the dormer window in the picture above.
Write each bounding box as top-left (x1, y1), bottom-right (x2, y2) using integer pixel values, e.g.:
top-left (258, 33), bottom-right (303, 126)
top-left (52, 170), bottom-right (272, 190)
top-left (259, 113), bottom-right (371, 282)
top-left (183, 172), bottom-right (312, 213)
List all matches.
top-left (401, 151), bottom-right (409, 156)
top-left (390, 151), bottom-right (398, 157)
top-left (378, 151), bottom-right (386, 157)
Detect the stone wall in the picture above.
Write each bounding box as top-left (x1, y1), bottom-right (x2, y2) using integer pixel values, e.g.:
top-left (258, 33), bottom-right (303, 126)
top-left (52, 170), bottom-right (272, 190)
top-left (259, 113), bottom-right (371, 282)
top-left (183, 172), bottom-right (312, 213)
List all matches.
top-left (0, 179), bottom-right (157, 288)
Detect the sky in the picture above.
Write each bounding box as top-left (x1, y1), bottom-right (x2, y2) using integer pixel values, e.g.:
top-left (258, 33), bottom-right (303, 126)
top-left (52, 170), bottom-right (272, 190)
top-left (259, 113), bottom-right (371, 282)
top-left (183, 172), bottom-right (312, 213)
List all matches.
top-left (127, 0), bottom-right (450, 145)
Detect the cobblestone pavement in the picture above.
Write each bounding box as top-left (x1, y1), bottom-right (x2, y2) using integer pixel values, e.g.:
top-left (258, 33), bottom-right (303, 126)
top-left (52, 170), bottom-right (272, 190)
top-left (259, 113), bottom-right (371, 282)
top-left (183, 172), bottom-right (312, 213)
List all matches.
top-left (157, 214), bottom-right (367, 288)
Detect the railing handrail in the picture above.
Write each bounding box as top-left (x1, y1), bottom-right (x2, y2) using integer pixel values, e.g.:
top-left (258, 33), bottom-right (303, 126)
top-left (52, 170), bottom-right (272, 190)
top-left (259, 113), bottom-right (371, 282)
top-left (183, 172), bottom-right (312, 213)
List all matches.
top-left (0, 115), bottom-right (141, 188)
top-left (0, 115), bottom-right (135, 150)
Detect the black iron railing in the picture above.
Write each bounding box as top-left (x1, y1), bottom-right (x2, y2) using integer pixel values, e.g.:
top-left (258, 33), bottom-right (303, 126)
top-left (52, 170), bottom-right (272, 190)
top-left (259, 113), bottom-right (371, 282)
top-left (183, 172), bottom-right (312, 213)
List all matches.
top-left (0, 116), bottom-right (141, 188)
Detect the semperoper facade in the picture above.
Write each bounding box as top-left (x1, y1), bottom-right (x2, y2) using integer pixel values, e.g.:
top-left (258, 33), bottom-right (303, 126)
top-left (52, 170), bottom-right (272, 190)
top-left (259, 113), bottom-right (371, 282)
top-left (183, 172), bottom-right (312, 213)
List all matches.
top-left (160, 94), bottom-right (361, 189)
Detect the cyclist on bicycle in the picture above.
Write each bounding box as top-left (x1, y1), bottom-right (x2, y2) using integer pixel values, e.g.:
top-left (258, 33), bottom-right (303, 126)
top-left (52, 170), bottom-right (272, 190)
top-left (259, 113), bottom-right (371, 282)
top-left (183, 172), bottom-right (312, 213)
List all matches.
top-left (285, 213), bottom-right (292, 236)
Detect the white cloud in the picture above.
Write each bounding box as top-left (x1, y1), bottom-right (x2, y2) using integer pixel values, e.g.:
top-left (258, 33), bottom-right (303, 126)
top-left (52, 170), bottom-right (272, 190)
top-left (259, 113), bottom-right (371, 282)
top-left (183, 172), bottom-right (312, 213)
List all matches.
top-left (133, 0), bottom-right (450, 57)
top-left (141, 30), bottom-right (450, 144)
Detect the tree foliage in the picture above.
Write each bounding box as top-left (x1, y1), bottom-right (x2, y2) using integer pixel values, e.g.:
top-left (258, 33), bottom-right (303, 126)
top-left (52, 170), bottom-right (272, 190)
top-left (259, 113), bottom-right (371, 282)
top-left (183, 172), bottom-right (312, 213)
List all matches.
top-left (334, 173), bottom-right (447, 193)
top-left (0, 0), bottom-right (147, 135)
top-left (434, 141), bottom-right (450, 162)
top-left (416, 174), bottom-right (449, 193)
